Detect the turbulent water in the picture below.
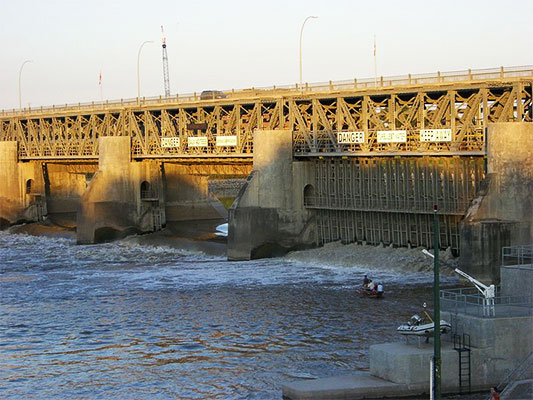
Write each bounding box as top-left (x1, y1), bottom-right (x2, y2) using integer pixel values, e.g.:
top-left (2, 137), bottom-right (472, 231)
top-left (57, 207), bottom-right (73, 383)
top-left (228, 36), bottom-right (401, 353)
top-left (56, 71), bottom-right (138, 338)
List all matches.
top-left (0, 231), bottom-right (457, 399)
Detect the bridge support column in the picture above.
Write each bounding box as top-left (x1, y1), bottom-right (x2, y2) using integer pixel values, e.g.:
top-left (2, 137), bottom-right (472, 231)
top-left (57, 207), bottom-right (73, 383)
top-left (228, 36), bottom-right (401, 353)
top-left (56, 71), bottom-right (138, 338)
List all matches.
top-left (77, 136), bottom-right (165, 244)
top-left (460, 122), bottom-right (533, 281)
top-left (227, 130), bottom-right (315, 260)
top-left (0, 141), bottom-right (47, 228)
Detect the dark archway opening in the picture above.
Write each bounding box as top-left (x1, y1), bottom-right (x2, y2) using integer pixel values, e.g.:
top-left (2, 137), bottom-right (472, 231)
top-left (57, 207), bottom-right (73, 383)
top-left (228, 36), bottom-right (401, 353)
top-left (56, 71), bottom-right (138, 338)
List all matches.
top-left (140, 181), bottom-right (151, 199)
top-left (303, 184), bottom-right (316, 207)
top-left (26, 179), bottom-right (34, 195)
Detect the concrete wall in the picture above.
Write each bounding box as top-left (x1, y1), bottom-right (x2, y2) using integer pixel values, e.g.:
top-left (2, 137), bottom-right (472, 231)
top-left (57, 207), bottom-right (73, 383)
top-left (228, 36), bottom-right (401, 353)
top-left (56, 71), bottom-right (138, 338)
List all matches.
top-left (45, 163), bottom-right (98, 226)
top-left (0, 141), bottom-right (46, 227)
top-left (500, 265), bottom-right (533, 298)
top-left (460, 122), bottom-right (533, 282)
top-left (163, 164), bottom-right (226, 222)
top-left (227, 130), bottom-right (315, 260)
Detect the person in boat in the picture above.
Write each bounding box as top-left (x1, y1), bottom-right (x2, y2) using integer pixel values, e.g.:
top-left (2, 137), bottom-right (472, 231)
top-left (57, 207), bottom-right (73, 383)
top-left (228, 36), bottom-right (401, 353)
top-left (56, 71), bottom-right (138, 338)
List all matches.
top-left (377, 283), bottom-right (384, 295)
top-left (363, 275), bottom-right (370, 288)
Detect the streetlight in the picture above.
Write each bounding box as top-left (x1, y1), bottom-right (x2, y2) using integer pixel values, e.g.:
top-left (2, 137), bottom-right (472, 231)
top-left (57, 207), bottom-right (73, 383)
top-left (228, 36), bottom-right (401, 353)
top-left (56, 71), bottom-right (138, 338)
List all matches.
top-left (137, 40), bottom-right (154, 105)
top-left (423, 207), bottom-right (441, 400)
top-left (432, 205), bottom-right (441, 400)
top-left (19, 60), bottom-right (33, 110)
top-left (299, 16), bottom-right (318, 91)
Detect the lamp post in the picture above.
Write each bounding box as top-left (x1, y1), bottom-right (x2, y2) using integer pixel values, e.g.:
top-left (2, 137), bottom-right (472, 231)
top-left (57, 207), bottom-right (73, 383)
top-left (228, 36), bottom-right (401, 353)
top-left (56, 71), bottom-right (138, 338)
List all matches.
top-left (433, 204), bottom-right (441, 399)
top-left (137, 40), bottom-right (154, 105)
top-left (299, 16), bottom-right (318, 91)
top-left (19, 60), bottom-right (33, 110)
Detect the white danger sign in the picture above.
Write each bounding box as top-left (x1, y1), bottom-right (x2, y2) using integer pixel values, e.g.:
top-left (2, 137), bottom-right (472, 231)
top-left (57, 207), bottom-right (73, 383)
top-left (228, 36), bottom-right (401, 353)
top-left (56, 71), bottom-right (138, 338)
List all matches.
top-left (161, 137), bottom-right (180, 148)
top-left (377, 130), bottom-right (407, 143)
top-left (188, 136), bottom-right (208, 147)
top-left (216, 135), bottom-right (238, 147)
top-left (420, 129), bottom-right (452, 142)
top-left (337, 131), bottom-right (365, 144)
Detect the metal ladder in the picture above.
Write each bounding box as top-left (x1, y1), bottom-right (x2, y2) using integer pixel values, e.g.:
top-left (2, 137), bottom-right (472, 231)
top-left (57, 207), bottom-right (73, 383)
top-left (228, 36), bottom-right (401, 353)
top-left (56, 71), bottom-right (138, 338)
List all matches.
top-left (453, 333), bottom-right (471, 394)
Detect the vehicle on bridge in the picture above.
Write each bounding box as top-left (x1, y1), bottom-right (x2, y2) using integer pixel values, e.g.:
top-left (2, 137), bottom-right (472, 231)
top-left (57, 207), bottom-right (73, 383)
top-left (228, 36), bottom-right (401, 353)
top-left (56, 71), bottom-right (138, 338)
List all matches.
top-left (200, 90), bottom-right (227, 100)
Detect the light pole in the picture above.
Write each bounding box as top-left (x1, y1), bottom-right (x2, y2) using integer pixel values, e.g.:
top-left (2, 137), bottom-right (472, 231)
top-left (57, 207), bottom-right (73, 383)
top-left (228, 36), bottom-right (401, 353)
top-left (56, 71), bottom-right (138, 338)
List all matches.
top-left (433, 204), bottom-right (441, 399)
top-left (137, 40), bottom-right (154, 105)
top-left (19, 60), bottom-right (33, 110)
top-left (299, 16), bottom-right (318, 91)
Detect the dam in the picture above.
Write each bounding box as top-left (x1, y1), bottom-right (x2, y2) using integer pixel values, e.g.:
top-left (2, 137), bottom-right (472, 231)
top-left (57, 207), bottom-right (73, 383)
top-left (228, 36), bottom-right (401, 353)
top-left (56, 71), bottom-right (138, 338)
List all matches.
top-left (1, 66), bottom-right (532, 280)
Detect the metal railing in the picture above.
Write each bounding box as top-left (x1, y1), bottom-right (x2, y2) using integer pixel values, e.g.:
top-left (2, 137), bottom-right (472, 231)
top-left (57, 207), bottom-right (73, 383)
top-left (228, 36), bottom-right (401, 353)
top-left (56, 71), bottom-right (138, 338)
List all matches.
top-left (441, 287), bottom-right (533, 318)
top-left (502, 245), bottom-right (533, 268)
top-left (2, 65), bottom-right (532, 117)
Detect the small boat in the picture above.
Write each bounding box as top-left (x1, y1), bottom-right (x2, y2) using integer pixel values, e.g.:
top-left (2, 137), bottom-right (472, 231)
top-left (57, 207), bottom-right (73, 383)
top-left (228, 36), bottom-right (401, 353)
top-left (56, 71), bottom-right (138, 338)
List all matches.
top-left (215, 223), bottom-right (228, 237)
top-left (357, 287), bottom-right (384, 298)
top-left (397, 314), bottom-right (451, 337)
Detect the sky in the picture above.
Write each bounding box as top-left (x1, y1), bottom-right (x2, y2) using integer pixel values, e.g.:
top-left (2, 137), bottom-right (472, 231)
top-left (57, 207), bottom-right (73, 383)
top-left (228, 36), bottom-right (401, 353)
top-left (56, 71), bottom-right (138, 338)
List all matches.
top-left (1, 0), bottom-right (531, 110)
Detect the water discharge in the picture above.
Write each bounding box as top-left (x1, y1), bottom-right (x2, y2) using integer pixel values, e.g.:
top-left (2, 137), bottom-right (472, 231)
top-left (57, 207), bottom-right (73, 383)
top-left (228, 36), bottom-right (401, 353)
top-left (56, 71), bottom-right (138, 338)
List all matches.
top-left (0, 231), bottom-right (457, 399)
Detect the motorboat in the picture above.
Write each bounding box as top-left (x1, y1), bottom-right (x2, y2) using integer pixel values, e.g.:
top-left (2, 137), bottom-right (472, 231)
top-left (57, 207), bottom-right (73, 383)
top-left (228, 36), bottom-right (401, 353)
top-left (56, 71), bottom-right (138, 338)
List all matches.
top-left (397, 314), bottom-right (451, 337)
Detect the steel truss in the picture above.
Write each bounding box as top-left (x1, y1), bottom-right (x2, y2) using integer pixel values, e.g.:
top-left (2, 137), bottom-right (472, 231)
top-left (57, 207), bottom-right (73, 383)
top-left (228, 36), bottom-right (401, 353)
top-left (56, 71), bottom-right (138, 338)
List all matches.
top-left (307, 157), bottom-right (485, 251)
top-left (0, 73), bottom-right (530, 160)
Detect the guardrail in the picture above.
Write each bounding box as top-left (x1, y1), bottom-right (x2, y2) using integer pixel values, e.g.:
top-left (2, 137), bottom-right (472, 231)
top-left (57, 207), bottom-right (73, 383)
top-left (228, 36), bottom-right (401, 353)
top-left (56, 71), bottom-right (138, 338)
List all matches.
top-left (2, 65), bottom-right (532, 118)
top-left (502, 245), bottom-right (533, 267)
top-left (441, 287), bottom-right (533, 318)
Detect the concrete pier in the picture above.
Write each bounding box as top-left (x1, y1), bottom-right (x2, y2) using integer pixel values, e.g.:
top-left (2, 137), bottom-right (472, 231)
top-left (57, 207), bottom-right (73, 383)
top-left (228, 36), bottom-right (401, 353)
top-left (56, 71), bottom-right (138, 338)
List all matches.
top-left (461, 122), bottom-right (533, 281)
top-left (77, 136), bottom-right (230, 243)
top-left (227, 130), bottom-right (315, 260)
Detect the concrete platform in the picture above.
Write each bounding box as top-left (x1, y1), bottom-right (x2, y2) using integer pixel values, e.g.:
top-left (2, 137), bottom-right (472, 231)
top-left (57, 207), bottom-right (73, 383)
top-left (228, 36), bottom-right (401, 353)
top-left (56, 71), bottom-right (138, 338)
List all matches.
top-left (282, 341), bottom-right (477, 400)
top-left (282, 372), bottom-right (427, 400)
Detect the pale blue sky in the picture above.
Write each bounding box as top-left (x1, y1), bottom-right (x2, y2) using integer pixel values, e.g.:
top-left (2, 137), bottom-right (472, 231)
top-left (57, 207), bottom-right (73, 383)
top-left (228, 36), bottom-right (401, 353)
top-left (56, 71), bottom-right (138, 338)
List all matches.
top-left (1, 0), bottom-right (531, 110)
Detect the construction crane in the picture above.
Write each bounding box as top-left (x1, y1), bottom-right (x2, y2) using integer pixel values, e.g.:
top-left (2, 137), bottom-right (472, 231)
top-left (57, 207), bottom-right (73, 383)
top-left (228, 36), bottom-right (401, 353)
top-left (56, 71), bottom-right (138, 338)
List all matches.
top-left (161, 25), bottom-right (170, 97)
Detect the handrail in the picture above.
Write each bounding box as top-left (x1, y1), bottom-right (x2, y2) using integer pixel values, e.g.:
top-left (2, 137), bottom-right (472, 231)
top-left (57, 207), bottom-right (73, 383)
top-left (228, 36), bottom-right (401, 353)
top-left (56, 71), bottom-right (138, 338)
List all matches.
top-left (502, 245), bottom-right (533, 268)
top-left (485, 351), bottom-right (533, 400)
top-left (440, 288), bottom-right (533, 318)
top-left (2, 65), bottom-right (532, 118)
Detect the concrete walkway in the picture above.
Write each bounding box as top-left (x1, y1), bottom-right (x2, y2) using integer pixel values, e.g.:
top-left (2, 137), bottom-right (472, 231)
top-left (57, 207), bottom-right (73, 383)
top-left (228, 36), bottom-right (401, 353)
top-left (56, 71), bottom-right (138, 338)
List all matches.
top-left (282, 372), bottom-right (428, 400)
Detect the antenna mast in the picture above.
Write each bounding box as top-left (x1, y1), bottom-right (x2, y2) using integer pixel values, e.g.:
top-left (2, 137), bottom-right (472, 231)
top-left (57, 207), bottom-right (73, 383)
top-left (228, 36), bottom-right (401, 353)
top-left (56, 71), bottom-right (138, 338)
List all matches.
top-left (161, 25), bottom-right (170, 97)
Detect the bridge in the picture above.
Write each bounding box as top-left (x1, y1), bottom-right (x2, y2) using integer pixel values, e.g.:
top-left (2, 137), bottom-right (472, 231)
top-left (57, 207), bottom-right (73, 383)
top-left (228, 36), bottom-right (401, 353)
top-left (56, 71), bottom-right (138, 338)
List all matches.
top-left (0, 66), bottom-right (532, 278)
top-left (1, 66), bottom-right (531, 159)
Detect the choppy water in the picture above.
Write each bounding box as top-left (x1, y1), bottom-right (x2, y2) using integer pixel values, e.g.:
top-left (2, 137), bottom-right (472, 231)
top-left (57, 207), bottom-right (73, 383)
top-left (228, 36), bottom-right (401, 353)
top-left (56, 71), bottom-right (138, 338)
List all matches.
top-left (0, 231), bottom-right (456, 399)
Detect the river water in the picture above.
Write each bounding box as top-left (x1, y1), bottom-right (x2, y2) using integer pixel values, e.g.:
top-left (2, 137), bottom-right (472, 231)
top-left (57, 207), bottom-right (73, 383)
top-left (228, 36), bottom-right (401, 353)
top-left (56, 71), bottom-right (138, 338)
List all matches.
top-left (0, 231), bottom-right (457, 399)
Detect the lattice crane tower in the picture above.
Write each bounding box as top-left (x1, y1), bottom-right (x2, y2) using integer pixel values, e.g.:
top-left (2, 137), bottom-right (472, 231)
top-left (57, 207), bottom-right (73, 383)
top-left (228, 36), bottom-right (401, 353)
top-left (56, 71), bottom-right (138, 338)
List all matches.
top-left (161, 25), bottom-right (170, 97)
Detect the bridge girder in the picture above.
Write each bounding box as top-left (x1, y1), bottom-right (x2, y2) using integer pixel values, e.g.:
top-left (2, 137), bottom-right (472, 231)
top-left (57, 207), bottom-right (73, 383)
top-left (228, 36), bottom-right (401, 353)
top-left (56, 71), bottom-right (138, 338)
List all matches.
top-left (0, 71), bottom-right (531, 161)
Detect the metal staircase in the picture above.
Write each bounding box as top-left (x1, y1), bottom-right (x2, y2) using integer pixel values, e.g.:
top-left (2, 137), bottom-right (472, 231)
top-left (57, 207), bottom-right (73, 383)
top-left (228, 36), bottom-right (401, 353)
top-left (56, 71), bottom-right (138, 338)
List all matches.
top-left (453, 333), bottom-right (471, 394)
